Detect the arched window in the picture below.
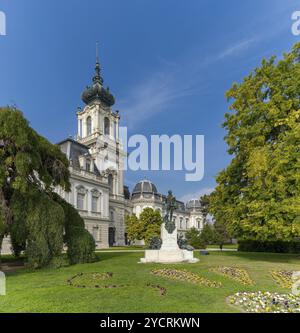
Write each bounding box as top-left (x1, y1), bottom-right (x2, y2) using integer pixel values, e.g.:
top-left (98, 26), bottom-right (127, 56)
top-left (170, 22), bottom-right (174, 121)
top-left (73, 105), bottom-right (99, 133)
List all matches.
top-left (91, 189), bottom-right (100, 212)
top-left (76, 186), bottom-right (86, 210)
top-left (108, 174), bottom-right (113, 194)
top-left (104, 117), bottom-right (110, 135)
top-left (86, 116), bottom-right (92, 136)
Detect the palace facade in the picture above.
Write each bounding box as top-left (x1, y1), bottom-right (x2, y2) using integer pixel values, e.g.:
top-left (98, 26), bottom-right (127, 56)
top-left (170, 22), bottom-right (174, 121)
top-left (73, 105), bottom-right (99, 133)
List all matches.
top-left (1, 55), bottom-right (205, 253)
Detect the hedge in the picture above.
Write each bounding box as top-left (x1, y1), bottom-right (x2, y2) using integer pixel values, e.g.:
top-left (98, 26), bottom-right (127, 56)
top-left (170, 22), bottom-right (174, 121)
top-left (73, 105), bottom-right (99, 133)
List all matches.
top-left (238, 239), bottom-right (300, 254)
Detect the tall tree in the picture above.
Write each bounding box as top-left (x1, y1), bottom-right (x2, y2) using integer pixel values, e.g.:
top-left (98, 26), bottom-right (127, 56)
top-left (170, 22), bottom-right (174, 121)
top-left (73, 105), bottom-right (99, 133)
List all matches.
top-left (125, 208), bottom-right (163, 246)
top-left (0, 107), bottom-right (95, 266)
top-left (199, 194), bottom-right (210, 221)
top-left (213, 220), bottom-right (231, 250)
top-left (209, 43), bottom-right (300, 241)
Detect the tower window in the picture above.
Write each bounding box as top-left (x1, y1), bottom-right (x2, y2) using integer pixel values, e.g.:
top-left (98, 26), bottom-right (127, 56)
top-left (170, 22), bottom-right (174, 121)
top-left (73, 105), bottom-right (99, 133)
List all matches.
top-left (86, 116), bottom-right (92, 136)
top-left (104, 117), bottom-right (110, 135)
top-left (108, 174), bottom-right (113, 194)
top-left (79, 119), bottom-right (82, 138)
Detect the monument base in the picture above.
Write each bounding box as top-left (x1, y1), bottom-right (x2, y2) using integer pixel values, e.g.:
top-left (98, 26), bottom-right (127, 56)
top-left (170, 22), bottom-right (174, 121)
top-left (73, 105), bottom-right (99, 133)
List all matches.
top-left (140, 249), bottom-right (199, 264)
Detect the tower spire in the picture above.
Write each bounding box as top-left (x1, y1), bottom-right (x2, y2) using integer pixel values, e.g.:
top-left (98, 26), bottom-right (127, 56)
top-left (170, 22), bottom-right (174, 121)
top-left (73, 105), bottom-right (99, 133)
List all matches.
top-left (96, 41), bottom-right (99, 64)
top-left (93, 41), bottom-right (103, 84)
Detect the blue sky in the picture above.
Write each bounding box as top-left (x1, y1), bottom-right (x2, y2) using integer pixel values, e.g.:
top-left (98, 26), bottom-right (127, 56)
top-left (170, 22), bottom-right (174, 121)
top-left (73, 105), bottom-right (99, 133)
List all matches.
top-left (0, 0), bottom-right (299, 201)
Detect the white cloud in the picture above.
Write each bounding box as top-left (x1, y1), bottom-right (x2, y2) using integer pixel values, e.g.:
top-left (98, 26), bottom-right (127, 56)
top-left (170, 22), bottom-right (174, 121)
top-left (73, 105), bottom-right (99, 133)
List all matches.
top-left (217, 38), bottom-right (256, 60)
top-left (179, 187), bottom-right (214, 203)
top-left (118, 69), bottom-right (201, 128)
top-left (117, 37), bottom-right (257, 129)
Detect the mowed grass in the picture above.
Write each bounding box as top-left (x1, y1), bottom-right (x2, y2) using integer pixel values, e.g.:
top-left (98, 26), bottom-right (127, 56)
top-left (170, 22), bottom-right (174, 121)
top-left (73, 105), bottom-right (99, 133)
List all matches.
top-left (0, 251), bottom-right (300, 313)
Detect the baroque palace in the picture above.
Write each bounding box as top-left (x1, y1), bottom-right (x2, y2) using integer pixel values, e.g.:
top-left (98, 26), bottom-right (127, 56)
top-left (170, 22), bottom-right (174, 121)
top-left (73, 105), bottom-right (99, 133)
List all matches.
top-left (2, 55), bottom-right (205, 252)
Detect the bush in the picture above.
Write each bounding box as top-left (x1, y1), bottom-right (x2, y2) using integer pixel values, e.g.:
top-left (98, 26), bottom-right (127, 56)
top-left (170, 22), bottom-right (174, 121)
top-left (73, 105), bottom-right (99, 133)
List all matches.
top-left (67, 228), bottom-right (96, 265)
top-left (238, 239), bottom-right (300, 253)
top-left (53, 194), bottom-right (96, 265)
top-left (186, 227), bottom-right (206, 249)
top-left (25, 194), bottom-right (64, 268)
top-left (47, 255), bottom-right (69, 269)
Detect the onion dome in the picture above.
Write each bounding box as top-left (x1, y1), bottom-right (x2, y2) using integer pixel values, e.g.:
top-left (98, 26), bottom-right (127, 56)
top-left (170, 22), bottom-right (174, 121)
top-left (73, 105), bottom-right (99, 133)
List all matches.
top-left (186, 199), bottom-right (201, 210)
top-left (81, 57), bottom-right (115, 107)
top-left (132, 180), bottom-right (158, 195)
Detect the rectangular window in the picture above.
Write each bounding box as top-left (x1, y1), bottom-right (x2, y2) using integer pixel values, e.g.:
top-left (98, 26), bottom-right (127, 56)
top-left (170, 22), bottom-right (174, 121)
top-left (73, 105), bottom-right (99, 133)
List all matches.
top-left (92, 227), bottom-right (99, 241)
top-left (77, 193), bottom-right (85, 210)
top-left (92, 196), bottom-right (98, 212)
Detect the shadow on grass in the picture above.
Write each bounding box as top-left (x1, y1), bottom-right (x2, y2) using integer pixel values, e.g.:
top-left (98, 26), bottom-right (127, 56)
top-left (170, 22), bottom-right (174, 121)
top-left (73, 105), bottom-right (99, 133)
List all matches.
top-left (213, 250), bottom-right (300, 263)
top-left (96, 251), bottom-right (142, 262)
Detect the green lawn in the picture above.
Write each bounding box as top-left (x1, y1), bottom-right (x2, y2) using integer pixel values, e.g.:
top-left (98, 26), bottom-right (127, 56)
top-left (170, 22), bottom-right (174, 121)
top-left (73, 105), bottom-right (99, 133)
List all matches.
top-left (96, 245), bottom-right (146, 251)
top-left (0, 251), bottom-right (299, 313)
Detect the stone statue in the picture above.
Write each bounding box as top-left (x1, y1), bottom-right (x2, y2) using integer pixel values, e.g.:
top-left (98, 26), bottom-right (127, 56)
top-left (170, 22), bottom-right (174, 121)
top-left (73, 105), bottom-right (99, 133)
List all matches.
top-left (140, 190), bottom-right (199, 263)
top-left (177, 234), bottom-right (194, 252)
top-left (149, 236), bottom-right (162, 250)
top-left (163, 190), bottom-right (177, 234)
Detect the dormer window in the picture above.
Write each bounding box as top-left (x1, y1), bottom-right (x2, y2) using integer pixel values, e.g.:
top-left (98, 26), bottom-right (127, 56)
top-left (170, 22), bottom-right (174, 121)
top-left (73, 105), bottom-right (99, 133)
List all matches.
top-left (85, 159), bottom-right (91, 172)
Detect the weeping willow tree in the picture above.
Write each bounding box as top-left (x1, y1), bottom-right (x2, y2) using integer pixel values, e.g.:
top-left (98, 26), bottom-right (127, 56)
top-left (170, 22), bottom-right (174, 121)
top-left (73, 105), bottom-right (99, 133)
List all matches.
top-left (0, 106), bottom-right (95, 267)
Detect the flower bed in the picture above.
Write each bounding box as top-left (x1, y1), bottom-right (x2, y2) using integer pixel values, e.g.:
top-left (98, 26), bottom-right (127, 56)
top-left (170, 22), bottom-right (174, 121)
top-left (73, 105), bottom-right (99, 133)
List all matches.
top-left (211, 266), bottom-right (254, 285)
top-left (271, 270), bottom-right (293, 289)
top-left (228, 291), bottom-right (300, 313)
top-left (146, 283), bottom-right (167, 296)
top-left (67, 272), bottom-right (128, 289)
top-left (151, 268), bottom-right (222, 288)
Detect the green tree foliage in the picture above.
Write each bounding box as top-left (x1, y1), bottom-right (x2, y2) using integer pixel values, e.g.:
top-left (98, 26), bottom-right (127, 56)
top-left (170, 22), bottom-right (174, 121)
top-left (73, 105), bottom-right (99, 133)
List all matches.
top-left (125, 208), bottom-right (163, 246)
top-left (209, 43), bottom-right (300, 241)
top-left (200, 224), bottom-right (215, 245)
top-left (53, 193), bottom-right (96, 265)
top-left (185, 227), bottom-right (206, 249)
top-left (213, 220), bottom-right (231, 250)
top-left (199, 194), bottom-right (210, 221)
top-left (0, 107), bottom-right (95, 266)
top-left (125, 214), bottom-right (142, 243)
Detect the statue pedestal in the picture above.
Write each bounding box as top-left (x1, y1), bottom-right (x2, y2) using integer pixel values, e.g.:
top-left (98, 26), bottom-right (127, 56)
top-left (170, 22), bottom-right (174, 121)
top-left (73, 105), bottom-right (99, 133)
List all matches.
top-left (140, 224), bottom-right (199, 264)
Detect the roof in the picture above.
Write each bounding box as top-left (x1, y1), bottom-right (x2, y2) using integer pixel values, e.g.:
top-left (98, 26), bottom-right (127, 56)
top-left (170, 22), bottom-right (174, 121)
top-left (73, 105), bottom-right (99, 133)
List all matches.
top-left (57, 138), bottom-right (101, 176)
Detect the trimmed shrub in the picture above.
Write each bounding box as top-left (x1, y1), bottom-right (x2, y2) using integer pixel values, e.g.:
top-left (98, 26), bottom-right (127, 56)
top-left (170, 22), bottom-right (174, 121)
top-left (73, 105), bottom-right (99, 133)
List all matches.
top-left (53, 194), bottom-right (96, 264)
top-left (25, 194), bottom-right (64, 268)
top-left (238, 239), bottom-right (300, 254)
